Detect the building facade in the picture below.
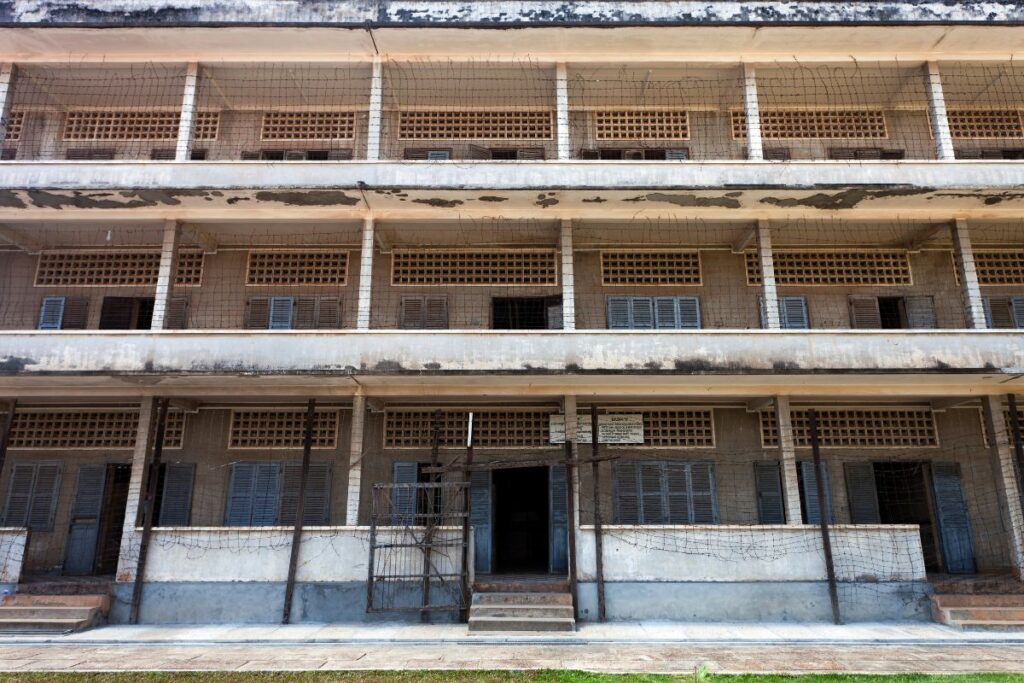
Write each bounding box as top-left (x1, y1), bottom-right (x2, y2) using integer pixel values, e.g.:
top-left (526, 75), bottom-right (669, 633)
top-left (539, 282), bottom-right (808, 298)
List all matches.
top-left (0, 1), bottom-right (1023, 625)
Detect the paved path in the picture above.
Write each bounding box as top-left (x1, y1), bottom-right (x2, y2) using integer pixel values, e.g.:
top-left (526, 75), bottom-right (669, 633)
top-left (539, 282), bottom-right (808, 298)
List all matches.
top-left (2, 622), bottom-right (1024, 673)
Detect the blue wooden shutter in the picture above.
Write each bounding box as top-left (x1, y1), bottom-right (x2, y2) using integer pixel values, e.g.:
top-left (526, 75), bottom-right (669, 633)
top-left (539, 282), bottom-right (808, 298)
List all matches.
top-left (3, 464), bottom-right (36, 527)
top-left (664, 462), bottom-right (690, 523)
top-left (470, 469), bottom-right (492, 573)
top-left (779, 296), bottom-right (809, 329)
top-left (676, 296), bottom-right (701, 329)
top-left (250, 463), bottom-right (281, 526)
top-left (606, 296), bottom-right (631, 329)
top-left (612, 460), bottom-right (640, 524)
top-left (158, 463), bottom-right (195, 527)
top-left (689, 462), bottom-right (718, 523)
top-left (280, 462), bottom-right (331, 525)
top-left (931, 462), bottom-right (976, 574)
top-left (755, 460), bottom-right (786, 524)
top-left (638, 461), bottom-right (665, 523)
top-left (799, 460), bottom-right (834, 524)
top-left (549, 465), bottom-right (568, 573)
top-left (630, 297), bottom-right (655, 329)
top-left (844, 462), bottom-right (881, 524)
top-left (38, 297), bottom-right (66, 330)
top-left (268, 297), bottom-right (294, 330)
top-left (27, 463), bottom-right (62, 531)
top-left (64, 464), bottom-right (107, 575)
top-left (225, 462), bottom-right (256, 526)
top-left (1012, 297), bottom-right (1024, 328)
top-left (391, 461), bottom-right (419, 525)
top-left (905, 295), bottom-right (937, 329)
top-left (654, 297), bottom-right (679, 329)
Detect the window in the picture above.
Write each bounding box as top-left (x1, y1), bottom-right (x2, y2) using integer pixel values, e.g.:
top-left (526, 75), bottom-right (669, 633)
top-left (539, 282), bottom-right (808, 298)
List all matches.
top-left (397, 110), bottom-right (553, 140)
top-left (491, 296), bottom-right (562, 329)
top-left (404, 148), bottom-right (452, 160)
top-left (745, 250), bottom-right (912, 286)
top-left (247, 250), bottom-right (348, 286)
top-left (974, 250), bottom-right (1024, 285)
top-left (759, 296), bottom-right (809, 329)
top-left (732, 109), bottom-right (888, 139)
top-left (607, 296), bottom-right (700, 329)
top-left (797, 461), bottom-right (835, 524)
top-left (228, 409), bottom-right (339, 449)
top-left (245, 296), bottom-right (341, 330)
top-left (848, 295), bottom-right (936, 329)
top-left (828, 147), bottom-right (905, 160)
top-left (593, 110), bottom-right (689, 140)
top-left (384, 409), bottom-right (552, 449)
top-left (601, 251), bottom-right (701, 286)
top-left (65, 149), bottom-right (116, 160)
top-left (153, 463), bottom-right (195, 527)
top-left (983, 296), bottom-right (1024, 329)
top-left (260, 112), bottom-right (355, 141)
top-left (754, 461), bottom-right (786, 524)
top-left (35, 251), bottom-right (203, 287)
top-left (37, 296), bottom-right (90, 330)
top-left (399, 295), bottom-right (448, 329)
top-left (2, 463), bottom-right (62, 530)
top-left (947, 110), bottom-right (1024, 139)
top-left (581, 148), bottom-right (688, 160)
top-left (3, 111), bottom-right (24, 142)
top-left (223, 461), bottom-right (332, 526)
top-left (612, 460), bottom-right (718, 524)
top-left (98, 297), bottom-right (154, 330)
top-left (392, 249), bottom-right (558, 286)
top-left (760, 408), bottom-right (938, 449)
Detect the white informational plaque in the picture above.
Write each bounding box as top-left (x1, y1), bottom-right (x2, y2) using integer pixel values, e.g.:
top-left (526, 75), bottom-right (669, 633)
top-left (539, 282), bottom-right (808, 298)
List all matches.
top-left (549, 413), bottom-right (644, 444)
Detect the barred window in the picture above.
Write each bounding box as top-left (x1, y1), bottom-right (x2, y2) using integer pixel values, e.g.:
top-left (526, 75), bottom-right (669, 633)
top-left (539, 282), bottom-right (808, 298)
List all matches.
top-left (733, 109), bottom-right (888, 140)
top-left (384, 409), bottom-right (552, 449)
top-left (64, 110), bottom-right (180, 141)
top-left (398, 110), bottom-right (553, 140)
top-left (594, 110), bottom-right (689, 140)
top-left (948, 110), bottom-right (1024, 139)
top-left (35, 251), bottom-right (204, 287)
top-left (760, 408), bottom-right (938, 449)
top-left (193, 111), bottom-right (221, 141)
top-left (246, 250), bottom-right (348, 286)
top-left (974, 250), bottom-right (1024, 285)
top-left (745, 250), bottom-right (912, 286)
top-left (228, 409), bottom-right (339, 449)
top-left (392, 249), bottom-right (558, 286)
top-left (3, 111), bottom-right (24, 142)
top-left (260, 112), bottom-right (356, 141)
top-left (7, 409), bottom-right (184, 450)
top-left (601, 251), bottom-right (702, 286)
top-left (641, 410), bottom-right (715, 448)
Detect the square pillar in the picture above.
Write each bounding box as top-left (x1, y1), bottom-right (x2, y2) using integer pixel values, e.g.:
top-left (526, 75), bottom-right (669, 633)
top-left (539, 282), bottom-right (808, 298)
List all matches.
top-left (743, 64), bottom-right (763, 161)
top-left (356, 217), bottom-right (374, 330)
top-left (150, 220), bottom-right (180, 330)
top-left (0, 64), bottom-right (15, 147)
top-left (774, 397), bottom-right (803, 525)
top-left (555, 63), bottom-right (570, 160)
top-left (982, 396), bottom-right (1024, 578)
top-left (926, 62), bottom-right (956, 161)
top-left (366, 57), bottom-right (383, 161)
top-left (345, 394), bottom-right (367, 525)
top-left (116, 398), bottom-right (156, 582)
top-left (560, 219), bottom-right (576, 330)
top-left (757, 221), bottom-right (780, 329)
top-left (175, 63), bottom-right (199, 161)
top-left (563, 395), bottom-right (581, 531)
top-left (951, 218), bottom-right (987, 329)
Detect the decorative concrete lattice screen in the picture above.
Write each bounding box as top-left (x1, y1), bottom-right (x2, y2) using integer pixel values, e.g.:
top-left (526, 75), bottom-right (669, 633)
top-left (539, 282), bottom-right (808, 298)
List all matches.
top-left (973, 250), bottom-right (1024, 285)
top-left (384, 409), bottom-right (553, 449)
top-left (7, 409), bottom-right (184, 449)
top-left (3, 111), bottom-right (24, 142)
top-left (760, 408), bottom-right (938, 449)
top-left (246, 250), bottom-right (349, 286)
top-left (397, 111), bottom-right (554, 140)
top-left (34, 251), bottom-right (204, 287)
top-left (260, 112), bottom-right (356, 141)
top-left (732, 109), bottom-right (888, 139)
top-left (593, 110), bottom-right (689, 140)
top-left (228, 409), bottom-right (339, 449)
top-left (745, 250), bottom-right (912, 286)
top-left (63, 110), bottom-right (220, 141)
top-left (947, 110), bottom-right (1024, 139)
top-left (391, 249), bottom-right (558, 286)
top-left (639, 410), bottom-right (715, 448)
top-left (601, 251), bottom-right (702, 286)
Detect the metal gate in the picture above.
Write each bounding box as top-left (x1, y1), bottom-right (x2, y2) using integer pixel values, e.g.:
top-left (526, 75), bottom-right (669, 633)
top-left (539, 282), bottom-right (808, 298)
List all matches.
top-left (366, 481), bottom-right (469, 614)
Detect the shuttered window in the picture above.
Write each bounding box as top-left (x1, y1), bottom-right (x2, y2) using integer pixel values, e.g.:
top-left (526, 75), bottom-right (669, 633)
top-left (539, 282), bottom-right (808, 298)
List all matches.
top-left (760, 295), bottom-right (810, 329)
top-left (612, 460), bottom-right (718, 525)
top-left (164, 296), bottom-right (190, 330)
top-left (247, 296), bottom-right (340, 330)
top-left (607, 296), bottom-right (700, 329)
top-left (278, 462), bottom-right (332, 526)
top-left (2, 462), bottom-right (62, 530)
top-left (37, 296), bottom-right (89, 330)
top-left (849, 295), bottom-right (937, 329)
top-left (754, 460), bottom-right (786, 524)
top-left (843, 462), bottom-right (881, 524)
top-left (399, 295), bottom-right (449, 329)
top-left (797, 460), bottom-right (835, 524)
top-left (983, 296), bottom-right (1024, 329)
top-left (224, 462), bottom-right (281, 527)
top-left (156, 463), bottom-right (195, 527)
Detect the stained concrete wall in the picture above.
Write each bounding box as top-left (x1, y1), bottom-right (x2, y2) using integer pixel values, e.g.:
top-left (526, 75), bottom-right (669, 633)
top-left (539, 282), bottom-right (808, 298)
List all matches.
top-left (0, 527), bottom-right (27, 584)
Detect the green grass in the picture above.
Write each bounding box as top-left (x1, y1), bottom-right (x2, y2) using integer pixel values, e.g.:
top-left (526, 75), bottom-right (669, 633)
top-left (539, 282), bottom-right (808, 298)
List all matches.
top-left (0, 674), bottom-right (1021, 683)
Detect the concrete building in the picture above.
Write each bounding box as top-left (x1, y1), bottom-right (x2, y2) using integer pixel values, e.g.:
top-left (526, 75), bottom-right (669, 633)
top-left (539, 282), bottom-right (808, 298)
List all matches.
top-left (0, 1), bottom-right (1023, 629)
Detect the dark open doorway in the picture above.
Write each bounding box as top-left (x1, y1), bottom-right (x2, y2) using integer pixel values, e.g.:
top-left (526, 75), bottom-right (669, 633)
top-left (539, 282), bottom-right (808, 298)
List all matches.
top-left (874, 462), bottom-right (942, 572)
top-left (64, 463), bottom-right (131, 576)
top-left (492, 467), bottom-right (549, 573)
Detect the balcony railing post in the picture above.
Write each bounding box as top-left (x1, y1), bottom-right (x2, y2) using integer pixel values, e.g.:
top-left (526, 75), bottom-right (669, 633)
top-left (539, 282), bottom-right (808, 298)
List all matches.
top-left (742, 64), bottom-right (763, 161)
top-left (555, 63), bottom-right (570, 160)
top-left (151, 220), bottom-right (180, 330)
top-left (756, 220), bottom-right (780, 329)
top-left (345, 393), bottom-right (367, 525)
top-left (560, 219), bottom-right (576, 330)
top-left (981, 395), bottom-right (1024, 579)
top-left (366, 57), bottom-right (383, 161)
top-left (0, 63), bottom-right (15, 147)
top-left (926, 61), bottom-right (956, 161)
top-left (773, 396), bottom-right (803, 525)
top-left (950, 218), bottom-right (986, 329)
top-left (356, 217), bottom-right (374, 330)
top-left (175, 63), bottom-right (199, 162)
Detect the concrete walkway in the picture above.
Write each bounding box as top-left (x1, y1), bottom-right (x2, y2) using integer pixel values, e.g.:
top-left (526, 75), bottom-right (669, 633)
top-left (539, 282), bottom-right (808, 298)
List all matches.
top-left (1, 622), bottom-right (1024, 673)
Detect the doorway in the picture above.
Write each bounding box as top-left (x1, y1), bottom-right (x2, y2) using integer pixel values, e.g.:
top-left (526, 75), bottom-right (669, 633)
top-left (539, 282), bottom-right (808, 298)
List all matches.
top-left (873, 462), bottom-right (942, 571)
top-left (492, 467), bottom-right (549, 573)
top-left (64, 463), bottom-right (131, 576)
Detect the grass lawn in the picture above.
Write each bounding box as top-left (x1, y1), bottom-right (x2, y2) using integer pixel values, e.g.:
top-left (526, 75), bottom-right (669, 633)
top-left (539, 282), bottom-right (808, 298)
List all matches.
top-left (0, 674), bottom-right (1021, 682)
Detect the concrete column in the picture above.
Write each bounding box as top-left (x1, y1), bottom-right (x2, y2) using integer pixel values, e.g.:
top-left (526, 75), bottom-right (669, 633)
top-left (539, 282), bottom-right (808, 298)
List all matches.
top-left (366, 57), bottom-right (383, 161)
top-left (116, 397), bottom-right (156, 583)
top-left (774, 396), bottom-right (803, 525)
top-left (757, 221), bottom-right (780, 329)
top-left (563, 395), bottom-right (581, 530)
top-left (982, 396), bottom-right (1024, 578)
top-left (356, 217), bottom-right (374, 330)
top-left (150, 220), bottom-right (180, 330)
top-left (951, 218), bottom-right (987, 329)
top-left (555, 63), bottom-right (571, 160)
top-left (560, 219), bottom-right (576, 330)
top-left (743, 64), bottom-right (763, 161)
top-left (174, 63), bottom-right (199, 162)
top-left (0, 64), bottom-right (14, 147)
top-left (926, 61), bottom-right (956, 161)
top-left (345, 394), bottom-right (367, 526)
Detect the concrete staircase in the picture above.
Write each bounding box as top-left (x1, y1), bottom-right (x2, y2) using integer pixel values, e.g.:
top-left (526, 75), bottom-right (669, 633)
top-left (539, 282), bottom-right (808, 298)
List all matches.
top-left (469, 576), bottom-right (575, 632)
top-left (0, 594), bottom-right (110, 635)
top-left (932, 594), bottom-right (1024, 631)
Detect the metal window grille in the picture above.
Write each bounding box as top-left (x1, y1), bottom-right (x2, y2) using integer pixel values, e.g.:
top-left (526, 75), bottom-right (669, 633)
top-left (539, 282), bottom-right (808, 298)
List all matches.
top-left (732, 109), bottom-right (888, 140)
top-left (246, 250), bottom-right (349, 286)
top-left (745, 250), bottom-right (912, 286)
top-left (228, 409), bottom-right (339, 449)
top-left (974, 250), bottom-right (1024, 285)
top-left (601, 250), bottom-right (702, 286)
top-left (760, 408), bottom-right (938, 449)
top-left (260, 111), bottom-right (356, 141)
top-left (397, 110), bottom-right (553, 140)
top-left (948, 110), bottom-right (1024, 139)
top-left (34, 250), bottom-right (204, 287)
top-left (593, 110), bottom-right (689, 140)
top-left (383, 409), bottom-right (553, 449)
top-left (8, 409), bottom-right (184, 450)
top-left (641, 410), bottom-right (716, 448)
top-left (4, 111), bottom-right (24, 142)
top-left (391, 249), bottom-right (558, 286)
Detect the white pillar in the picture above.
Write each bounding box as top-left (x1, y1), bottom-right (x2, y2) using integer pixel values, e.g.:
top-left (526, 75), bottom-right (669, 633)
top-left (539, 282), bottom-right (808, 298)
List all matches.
top-left (175, 63), bottom-right (199, 162)
top-left (150, 221), bottom-right (180, 330)
top-left (116, 398), bottom-right (155, 583)
top-left (774, 397), bottom-right (803, 525)
top-left (926, 61), bottom-right (956, 161)
top-left (345, 395), bottom-right (367, 526)
top-left (356, 217), bottom-right (374, 330)
top-left (951, 218), bottom-right (987, 329)
top-left (0, 64), bottom-right (14, 147)
top-left (743, 64), bottom-right (763, 161)
top-left (563, 395), bottom-right (581, 532)
top-left (982, 396), bottom-right (1024, 578)
top-left (560, 219), bottom-right (576, 330)
top-left (366, 57), bottom-right (383, 161)
top-left (555, 63), bottom-right (570, 160)
top-left (757, 221), bottom-right (780, 329)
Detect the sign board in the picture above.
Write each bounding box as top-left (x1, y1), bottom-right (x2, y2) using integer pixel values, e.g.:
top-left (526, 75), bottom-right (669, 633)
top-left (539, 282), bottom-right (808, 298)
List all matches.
top-left (549, 413), bottom-right (644, 444)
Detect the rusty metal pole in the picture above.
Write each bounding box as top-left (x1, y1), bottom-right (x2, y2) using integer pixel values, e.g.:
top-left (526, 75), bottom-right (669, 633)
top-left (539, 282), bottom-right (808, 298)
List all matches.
top-left (419, 409), bottom-right (442, 623)
top-left (590, 405), bottom-right (606, 622)
top-left (129, 397), bottom-right (169, 625)
top-left (282, 398), bottom-right (316, 624)
top-left (0, 399), bottom-right (16, 502)
top-left (808, 409), bottom-right (841, 625)
top-left (459, 412), bottom-right (475, 622)
top-left (564, 437), bottom-right (580, 621)
top-left (1007, 395), bottom-right (1024, 500)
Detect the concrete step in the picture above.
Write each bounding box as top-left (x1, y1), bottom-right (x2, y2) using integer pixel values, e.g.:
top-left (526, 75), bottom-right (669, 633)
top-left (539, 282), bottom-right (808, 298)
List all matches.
top-left (2, 594), bottom-right (110, 614)
top-left (468, 615), bottom-right (575, 632)
top-left (954, 620), bottom-right (1024, 632)
top-left (944, 606), bottom-right (1024, 622)
top-left (470, 604), bottom-right (575, 619)
top-left (473, 579), bottom-right (570, 594)
top-left (472, 592), bottom-right (573, 606)
top-left (933, 594), bottom-right (1024, 608)
top-left (0, 606), bottom-right (100, 620)
top-left (0, 617), bottom-right (94, 634)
